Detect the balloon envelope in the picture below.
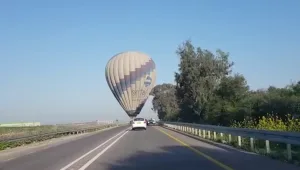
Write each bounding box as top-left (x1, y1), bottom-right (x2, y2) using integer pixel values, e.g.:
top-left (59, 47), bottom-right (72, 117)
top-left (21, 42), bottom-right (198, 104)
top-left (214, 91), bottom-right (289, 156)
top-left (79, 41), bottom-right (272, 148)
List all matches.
top-left (105, 51), bottom-right (156, 118)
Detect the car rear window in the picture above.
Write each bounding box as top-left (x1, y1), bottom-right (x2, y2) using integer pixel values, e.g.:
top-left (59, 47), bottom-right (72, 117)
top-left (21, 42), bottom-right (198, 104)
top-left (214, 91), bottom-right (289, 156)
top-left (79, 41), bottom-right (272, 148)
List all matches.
top-left (134, 118), bottom-right (144, 121)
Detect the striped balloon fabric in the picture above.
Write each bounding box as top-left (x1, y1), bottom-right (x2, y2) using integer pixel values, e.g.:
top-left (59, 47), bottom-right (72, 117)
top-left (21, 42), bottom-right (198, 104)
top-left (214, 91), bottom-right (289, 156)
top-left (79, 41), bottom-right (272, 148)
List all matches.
top-left (105, 51), bottom-right (156, 118)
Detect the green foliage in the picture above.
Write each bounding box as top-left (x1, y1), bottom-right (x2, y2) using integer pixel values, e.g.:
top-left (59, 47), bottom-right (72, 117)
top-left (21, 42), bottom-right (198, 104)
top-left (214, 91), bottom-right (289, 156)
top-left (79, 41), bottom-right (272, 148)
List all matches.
top-left (174, 40), bottom-right (234, 123)
top-left (231, 114), bottom-right (300, 132)
top-left (150, 83), bottom-right (179, 121)
top-left (151, 39), bottom-right (300, 132)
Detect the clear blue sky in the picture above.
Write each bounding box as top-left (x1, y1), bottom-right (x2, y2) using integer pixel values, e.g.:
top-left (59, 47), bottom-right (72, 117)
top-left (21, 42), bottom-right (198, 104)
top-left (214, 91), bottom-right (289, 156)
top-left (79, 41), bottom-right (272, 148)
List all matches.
top-left (1, 0), bottom-right (299, 124)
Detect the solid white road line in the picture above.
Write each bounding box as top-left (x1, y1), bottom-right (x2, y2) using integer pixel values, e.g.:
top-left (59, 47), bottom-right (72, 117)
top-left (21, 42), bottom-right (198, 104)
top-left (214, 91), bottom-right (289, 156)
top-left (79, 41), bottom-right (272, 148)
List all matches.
top-left (78, 130), bottom-right (129, 170)
top-left (59, 129), bottom-right (127, 170)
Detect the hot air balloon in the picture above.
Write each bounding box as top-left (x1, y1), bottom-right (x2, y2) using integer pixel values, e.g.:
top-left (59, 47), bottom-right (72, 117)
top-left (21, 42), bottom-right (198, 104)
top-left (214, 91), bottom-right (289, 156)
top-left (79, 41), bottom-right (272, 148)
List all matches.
top-left (105, 51), bottom-right (156, 119)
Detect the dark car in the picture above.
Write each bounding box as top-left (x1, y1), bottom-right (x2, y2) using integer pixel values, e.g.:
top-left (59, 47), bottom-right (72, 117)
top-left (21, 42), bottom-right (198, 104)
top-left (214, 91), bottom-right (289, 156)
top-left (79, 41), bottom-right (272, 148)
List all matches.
top-left (148, 119), bottom-right (156, 125)
top-left (145, 119), bottom-right (149, 125)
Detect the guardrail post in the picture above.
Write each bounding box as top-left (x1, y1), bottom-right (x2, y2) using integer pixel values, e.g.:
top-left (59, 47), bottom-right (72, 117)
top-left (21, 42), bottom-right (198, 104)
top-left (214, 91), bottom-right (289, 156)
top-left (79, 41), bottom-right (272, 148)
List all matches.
top-left (250, 138), bottom-right (254, 151)
top-left (203, 130), bottom-right (206, 138)
top-left (208, 131), bottom-right (211, 139)
top-left (228, 134), bottom-right (231, 143)
top-left (238, 136), bottom-right (242, 147)
top-left (220, 133), bottom-right (223, 142)
top-left (213, 132), bottom-right (216, 140)
top-left (287, 144), bottom-right (292, 161)
top-left (265, 140), bottom-right (270, 154)
top-left (199, 129), bottom-right (202, 137)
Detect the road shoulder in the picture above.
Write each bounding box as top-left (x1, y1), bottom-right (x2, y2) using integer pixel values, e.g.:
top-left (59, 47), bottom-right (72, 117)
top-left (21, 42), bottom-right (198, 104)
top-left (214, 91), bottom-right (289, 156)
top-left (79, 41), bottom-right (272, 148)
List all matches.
top-left (156, 126), bottom-right (300, 170)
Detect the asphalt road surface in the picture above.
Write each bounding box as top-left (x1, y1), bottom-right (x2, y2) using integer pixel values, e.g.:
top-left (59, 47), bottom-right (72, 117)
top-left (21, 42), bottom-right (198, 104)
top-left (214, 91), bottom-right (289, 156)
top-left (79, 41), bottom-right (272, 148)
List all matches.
top-left (0, 125), bottom-right (299, 170)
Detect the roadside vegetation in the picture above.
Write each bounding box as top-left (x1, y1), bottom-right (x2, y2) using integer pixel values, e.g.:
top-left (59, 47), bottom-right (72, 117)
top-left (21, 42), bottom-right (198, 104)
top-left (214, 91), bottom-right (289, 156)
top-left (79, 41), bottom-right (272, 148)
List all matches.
top-left (151, 40), bottom-right (300, 164)
top-left (1, 125), bottom-right (61, 141)
top-left (0, 124), bottom-right (113, 151)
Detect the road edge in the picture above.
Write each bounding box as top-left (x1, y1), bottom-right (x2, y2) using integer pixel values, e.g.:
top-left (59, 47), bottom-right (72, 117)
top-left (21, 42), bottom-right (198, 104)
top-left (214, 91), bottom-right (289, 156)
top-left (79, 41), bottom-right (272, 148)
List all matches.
top-left (154, 126), bottom-right (234, 170)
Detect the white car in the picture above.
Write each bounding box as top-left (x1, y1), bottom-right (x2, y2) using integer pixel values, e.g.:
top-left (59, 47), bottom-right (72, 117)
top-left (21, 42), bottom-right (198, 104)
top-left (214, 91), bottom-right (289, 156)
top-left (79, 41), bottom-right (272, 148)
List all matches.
top-left (131, 118), bottom-right (147, 130)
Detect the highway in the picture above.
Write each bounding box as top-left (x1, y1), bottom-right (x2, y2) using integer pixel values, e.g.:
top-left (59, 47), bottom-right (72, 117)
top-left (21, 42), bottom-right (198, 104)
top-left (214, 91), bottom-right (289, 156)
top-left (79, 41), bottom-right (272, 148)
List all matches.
top-left (0, 125), bottom-right (299, 170)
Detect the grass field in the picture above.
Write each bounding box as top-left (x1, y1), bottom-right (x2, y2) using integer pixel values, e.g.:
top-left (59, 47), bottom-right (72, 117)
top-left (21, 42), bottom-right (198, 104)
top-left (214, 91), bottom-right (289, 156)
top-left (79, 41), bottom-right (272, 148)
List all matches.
top-left (0, 123), bottom-right (115, 150)
top-left (0, 123), bottom-right (107, 141)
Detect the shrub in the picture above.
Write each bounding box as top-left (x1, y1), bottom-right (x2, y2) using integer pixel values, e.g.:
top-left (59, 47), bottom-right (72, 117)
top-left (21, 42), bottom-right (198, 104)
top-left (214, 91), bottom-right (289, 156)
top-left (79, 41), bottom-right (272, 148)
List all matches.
top-left (230, 113), bottom-right (300, 132)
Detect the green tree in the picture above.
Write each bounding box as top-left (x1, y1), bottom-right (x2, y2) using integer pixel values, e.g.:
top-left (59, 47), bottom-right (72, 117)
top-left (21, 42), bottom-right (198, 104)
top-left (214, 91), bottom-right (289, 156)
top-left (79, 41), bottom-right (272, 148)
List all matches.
top-left (174, 40), bottom-right (234, 123)
top-left (150, 84), bottom-right (179, 121)
top-left (150, 39), bottom-right (300, 132)
top-left (208, 74), bottom-right (249, 125)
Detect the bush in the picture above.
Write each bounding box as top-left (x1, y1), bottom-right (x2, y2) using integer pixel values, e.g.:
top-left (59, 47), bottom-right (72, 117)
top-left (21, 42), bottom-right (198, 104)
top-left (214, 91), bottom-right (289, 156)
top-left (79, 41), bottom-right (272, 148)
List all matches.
top-left (230, 114), bottom-right (300, 132)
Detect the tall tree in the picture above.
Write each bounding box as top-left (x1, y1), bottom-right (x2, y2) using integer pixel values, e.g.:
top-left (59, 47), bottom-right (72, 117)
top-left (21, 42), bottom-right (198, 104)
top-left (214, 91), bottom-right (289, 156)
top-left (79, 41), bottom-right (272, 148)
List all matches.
top-left (175, 40), bottom-right (234, 123)
top-left (151, 39), bottom-right (300, 131)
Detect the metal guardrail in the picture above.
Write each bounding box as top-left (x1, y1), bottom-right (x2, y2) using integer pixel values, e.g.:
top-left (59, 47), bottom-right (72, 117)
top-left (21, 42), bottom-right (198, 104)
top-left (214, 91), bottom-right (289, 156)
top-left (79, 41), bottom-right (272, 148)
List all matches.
top-left (0, 123), bottom-right (121, 143)
top-left (162, 121), bottom-right (300, 161)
